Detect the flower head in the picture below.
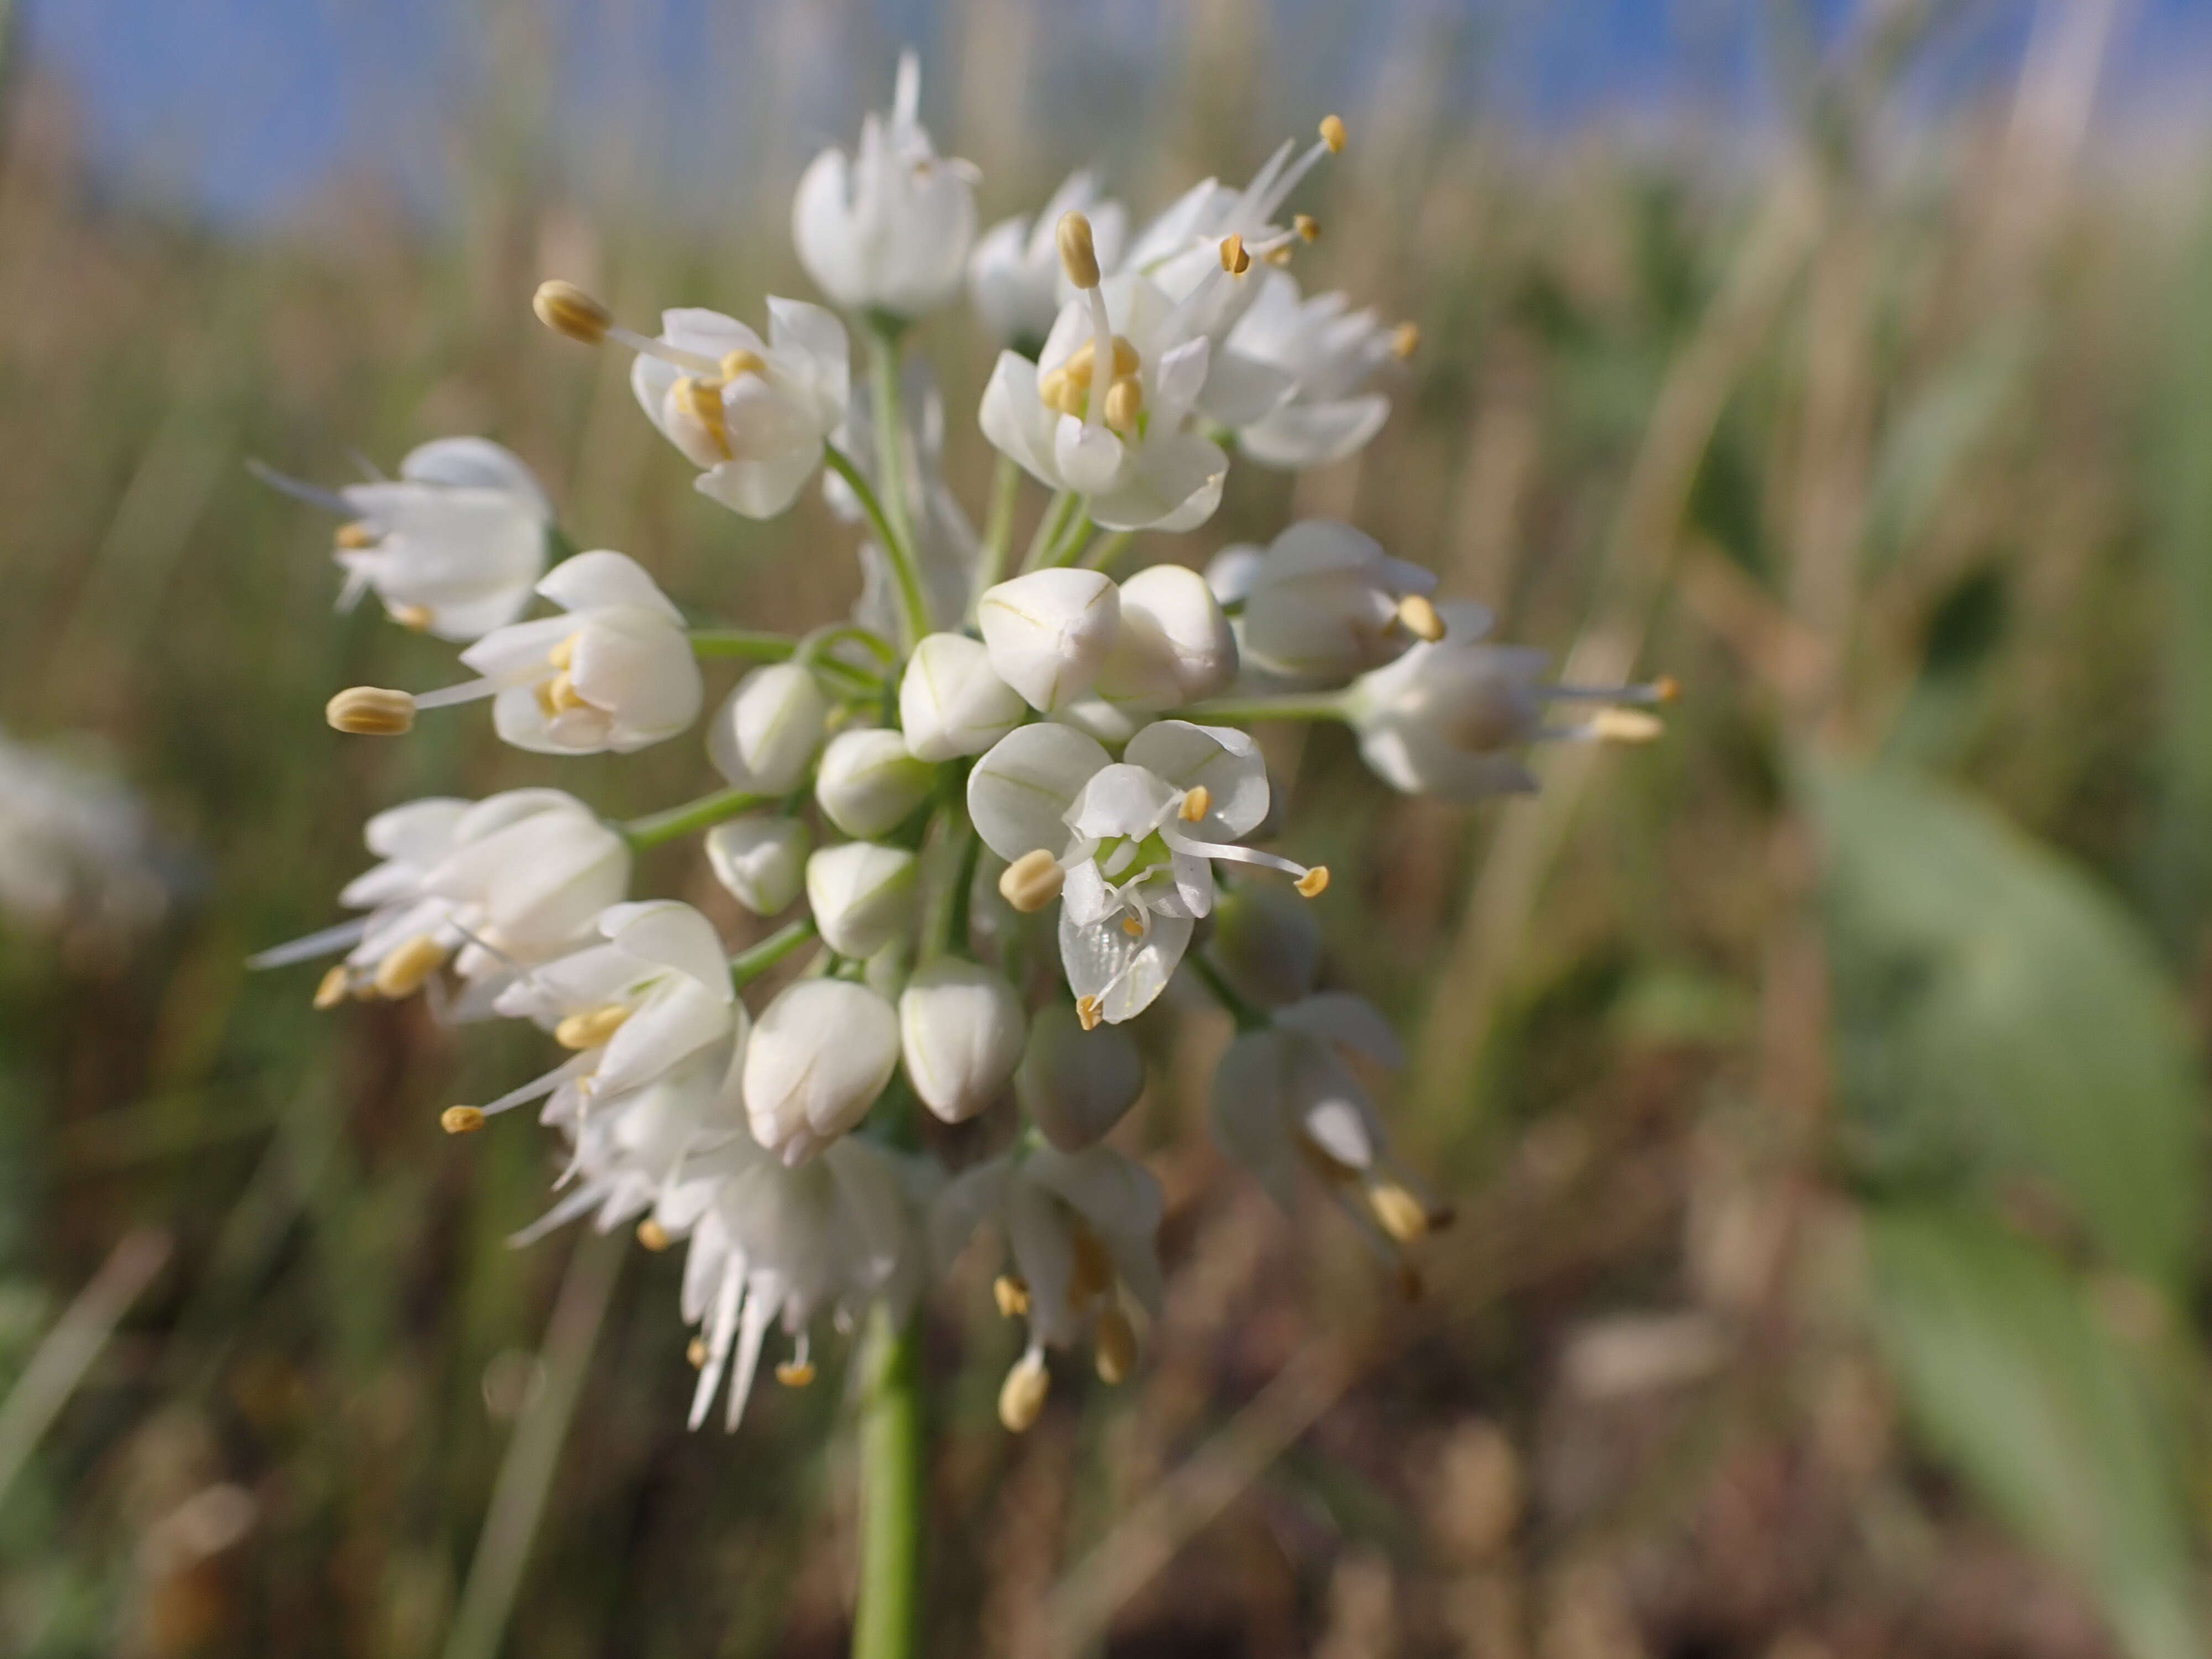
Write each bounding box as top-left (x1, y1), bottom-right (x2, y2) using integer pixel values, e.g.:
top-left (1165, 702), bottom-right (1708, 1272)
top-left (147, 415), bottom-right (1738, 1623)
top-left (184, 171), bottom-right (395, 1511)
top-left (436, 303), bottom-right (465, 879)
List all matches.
top-left (1224, 272), bottom-right (1405, 470)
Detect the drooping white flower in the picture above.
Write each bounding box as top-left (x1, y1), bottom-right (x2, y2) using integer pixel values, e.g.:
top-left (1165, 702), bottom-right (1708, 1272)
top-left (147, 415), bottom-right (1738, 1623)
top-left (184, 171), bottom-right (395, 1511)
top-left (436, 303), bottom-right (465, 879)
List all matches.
top-left (975, 568), bottom-right (1120, 712)
top-left (898, 633), bottom-right (1027, 761)
top-left (968, 171), bottom-right (1128, 350)
top-left (1223, 272), bottom-right (1407, 469)
top-left (1343, 604), bottom-right (1673, 801)
top-left (805, 842), bottom-right (919, 960)
top-left (1015, 1001), bottom-right (1147, 1152)
top-left (898, 958), bottom-right (1025, 1123)
top-left (743, 977), bottom-right (901, 1165)
top-left (0, 731), bottom-right (166, 945)
top-left (792, 51), bottom-right (978, 319)
top-left (1092, 562), bottom-right (1238, 711)
top-left (708, 664), bottom-right (830, 795)
top-left (815, 728), bottom-right (936, 839)
top-left (705, 815), bottom-right (811, 916)
top-left (1209, 520), bottom-right (1442, 686)
top-left (931, 1144), bottom-right (1164, 1428)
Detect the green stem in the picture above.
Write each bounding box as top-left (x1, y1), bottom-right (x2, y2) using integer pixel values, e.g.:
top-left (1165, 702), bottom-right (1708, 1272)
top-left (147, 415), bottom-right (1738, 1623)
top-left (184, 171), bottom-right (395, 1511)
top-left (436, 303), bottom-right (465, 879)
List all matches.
top-left (826, 442), bottom-right (927, 653)
top-left (973, 453), bottom-right (1023, 604)
top-left (1083, 530), bottom-right (1135, 572)
top-left (620, 787), bottom-right (772, 851)
top-left (865, 325), bottom-right (929, 643)
top-left (1021, 491), bottom-right (1079, 572)
top-left (920, 811), bottom-right (980, 960)
top-left (690, 628), bottom-right (797, 661)
top-left (1041, 509), bottom-right (1097, 568)
top-left (730, 916), bottom-right (818, 989)
top-left (1178, 691), bottom-right (1354, 724)
top-left (1187, 951), bottom-right (1272, 1033)
top-left (851, 1306), bottom-right (926, 1659)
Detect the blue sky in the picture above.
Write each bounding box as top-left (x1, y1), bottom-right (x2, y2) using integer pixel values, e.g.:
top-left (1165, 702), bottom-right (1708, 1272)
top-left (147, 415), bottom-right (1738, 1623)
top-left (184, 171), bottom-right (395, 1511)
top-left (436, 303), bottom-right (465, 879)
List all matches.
top-left (19, 0), bottom-right (2212, 222)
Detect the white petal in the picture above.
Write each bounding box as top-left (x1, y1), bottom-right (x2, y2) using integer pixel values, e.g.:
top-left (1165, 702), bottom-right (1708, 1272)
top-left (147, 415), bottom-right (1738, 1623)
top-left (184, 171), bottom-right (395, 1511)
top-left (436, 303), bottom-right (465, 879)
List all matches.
top-left (967, 724), bottom-right (1113, 860)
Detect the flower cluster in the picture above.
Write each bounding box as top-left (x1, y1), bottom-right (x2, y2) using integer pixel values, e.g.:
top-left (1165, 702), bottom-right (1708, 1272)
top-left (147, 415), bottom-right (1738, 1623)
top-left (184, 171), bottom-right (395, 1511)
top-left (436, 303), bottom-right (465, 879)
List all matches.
top-left (259, 54), bottom-right (1672, 1432)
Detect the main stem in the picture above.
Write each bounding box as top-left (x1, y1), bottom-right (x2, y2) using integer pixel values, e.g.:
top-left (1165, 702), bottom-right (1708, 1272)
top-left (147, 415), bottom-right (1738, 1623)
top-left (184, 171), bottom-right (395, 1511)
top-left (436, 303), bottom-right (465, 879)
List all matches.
top-left (864, 321), bottom-right (930, 650)
top-left (851, 1306), bottom-right (925, 1659)
top-left (825, 445), bottom-right (927, 654)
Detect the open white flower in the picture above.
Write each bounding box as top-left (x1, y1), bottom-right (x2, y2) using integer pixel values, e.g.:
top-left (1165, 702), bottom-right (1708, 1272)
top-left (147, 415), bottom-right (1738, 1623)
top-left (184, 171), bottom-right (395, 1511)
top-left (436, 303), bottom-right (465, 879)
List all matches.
top-left (815, 728), bottom-right (936, 839)
top-left (1093, 562), bottom-right (1237, 711)
top-left (899, 633), bottom-right (1026, 760)
top-left (969, 171), bottom-right (1128, 350)
top-left (899, 958), bottom-right (1025, 1123)
top-left (1210, 520), bottom-right (1441, 685)
top-left (743, 977), bottom-right (902, 1165)
top-left (1344, 604), bottom-right (1672, 801)
top-left (1223, 272), bottom-right (1406, 469)
top-left (1016, 1001), bottom-right (1147, 1151)
top-left (975, 568), bottom-right (1121, 712)
top-left (792, 51), bottom-right (977, 319)
top-left (805, 842), bottom-right (919, 960)
top-left (705, 815), bottom-right (810, 915)
top-left (0, 731), bottom-right (166, 945)
top-left (931, 1144), bottom-right (1164, 1428)
top-left (708, 663), bottom-right (830, 795)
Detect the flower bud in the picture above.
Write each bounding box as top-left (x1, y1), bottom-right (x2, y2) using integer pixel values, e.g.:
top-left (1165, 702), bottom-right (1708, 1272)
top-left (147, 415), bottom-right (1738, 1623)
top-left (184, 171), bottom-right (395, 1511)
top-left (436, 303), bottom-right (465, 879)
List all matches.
top-left (899, 633), bottom-right (1027, 761)
top-left (815, 728), bottom-right (936, 839)
top-left (1017, 1001), bottom-right (1146, 1151)
top-left (705, 814), bottom-right (810, 915)
top-left (1094, 563), bottom-right (1238, 709)
top-left (709, 664), bottom-right (828, 794)
top-left (976, 568), bottom-right (1120, 712)
top-left (805, 842), bottom-right (919, 959)
top-left (899, 958), bottom-right (1026, 1123)
top-left (744, 978), bottom-right (900, 1164)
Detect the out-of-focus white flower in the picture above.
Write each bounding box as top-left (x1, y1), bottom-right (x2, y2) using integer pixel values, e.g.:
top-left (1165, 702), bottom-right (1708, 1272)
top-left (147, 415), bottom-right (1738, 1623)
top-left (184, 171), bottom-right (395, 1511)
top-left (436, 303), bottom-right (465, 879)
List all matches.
top-left (975, 568), bottom-right (1120, 712)
top-left (0, 732), bottom-right (166, 945)
top-left (969, 171), bottom-right (1128, 349)
top-left (743, 977), bottom-right (901, 1165)
top-left (706, 815), bottom-right (811, 915)
top-left (815, 729), bottom-right (936, 839)
top-left (969, 721), bottom-right (1326, 1027)
top-left (932, 1144), bottom-right (1164, 1427)
top-left (899, 633), bottom-right (1027, 761)
top-left (1343, 604), bottom-right (1673, 801)
top-left (1207, 881), bottom-right (1324, 1009)
top-left (1093, 562), bottom-right (1237, 711)
top-left (898, 958), bottom-right (1024, 1123)
top-left (1210, 521), bottom-right (1441, 685)
top-left (805, 842), bottom-right (918, 959)
top-left (1224, 272), bottom-right (1406, 469)
top-left (328, 438), bottom-right (552, 639)
top-left (708, 664), bottom-right (830, 795)
top-left (792, 51), bottom-right (978, 319)
top-left (1016, 1001), bottom-right (1146, 1151)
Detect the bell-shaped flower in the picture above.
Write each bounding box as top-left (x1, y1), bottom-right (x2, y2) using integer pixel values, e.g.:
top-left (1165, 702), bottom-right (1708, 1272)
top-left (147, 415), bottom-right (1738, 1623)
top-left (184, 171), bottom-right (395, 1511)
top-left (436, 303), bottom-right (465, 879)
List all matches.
top-left (899, 958), bottom-right (1025, 1123)
top-left (805, 842), bottom-right (919, 960)
top-left (899, 633), bottom-right (1027, 761)
top-left (975, 568), bottom-right (1120, 712)
top-left (792, 51), bottom-right (978, 319)
top-left (1212, 520), bottom-right (1442, 686)
top-left (1223, 272), bottom-right (1406, 469)
top-left (1343, 605), bottom-right (1673, 802)
top-left (706, 815), bottom-right (810, 915)
top-left (931, 1144), bottom-right (1164, 1428)
top-left (743, 977), bottom-right (901, 1165)
top-left (969, 171), bottom-right (1128, 351)
top-left (815, 728), bottom-right (936, 839)
top-left (1016, 1001), bottom-right (1147, 1151)
top-left (708, 663), bottom-right (829, 795)
top-left (1092, 562), bottom-right (1237, 712)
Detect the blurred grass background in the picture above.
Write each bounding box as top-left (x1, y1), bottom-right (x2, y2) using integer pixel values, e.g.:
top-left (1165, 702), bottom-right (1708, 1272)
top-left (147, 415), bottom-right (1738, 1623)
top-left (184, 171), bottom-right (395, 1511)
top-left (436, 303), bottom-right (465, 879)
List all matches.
top-left (4, 0), bottom-right (2212, 1654)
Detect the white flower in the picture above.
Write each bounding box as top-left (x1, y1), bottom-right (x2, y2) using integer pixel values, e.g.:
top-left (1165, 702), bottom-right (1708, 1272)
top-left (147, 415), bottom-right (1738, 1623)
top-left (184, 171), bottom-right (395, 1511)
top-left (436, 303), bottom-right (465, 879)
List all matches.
top-left (898, 633), bottom-right (1027, 761)
top-left (1211, 520), bottom-right (1441, 685)
top-left (705, 815), bottom-right (810, 915)
top-left (1015, 1001), bottom-right (1146, 1151)
top-left (708, 664), bottom-right (829, 795)
top-left (899, 958), bottom-right (1025, 1123)
top-left (1223, 272), bottom-right (1405, 469)
top-left (1093, 562), bottom-right (1237, 711)
top-left (931, 1144), bottom-right (1164, 1427)
top-left (1343, 604), bottom-right (1671, 801)
top-left (0, 731), bottom-right (165, 944)
top-left (743, 977), bottom-right (901, 1165)
top-left (629, 300), bottom-right (850, 518)
top-left (330, 437), bottom-right (552, 639)
top-left (435, 552), bottom-right (703, 754)
top-left (968, 721), bottom-right (1326, 1027)
top-left (805, 842), bottom-right (919, 959)
top-left (1207, 881), bottom-right (1324, 1009)
top-left (968, 171), bottom-right (1128, 349)
top-left (975, 568), bottom-right (1120, 712)
top-left (815, 728), bottom-right (936, 839)
top-left (792, 51), bottom-right (977, 319)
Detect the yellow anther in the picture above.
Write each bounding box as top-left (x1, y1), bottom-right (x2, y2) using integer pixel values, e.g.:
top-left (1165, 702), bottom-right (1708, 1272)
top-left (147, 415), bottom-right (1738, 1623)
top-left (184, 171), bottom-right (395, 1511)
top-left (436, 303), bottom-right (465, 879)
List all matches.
top-left (1220, 234), bottom-right (1251, 276)
top-left (1397, 593), bottom-right (1446, 643)
top-left (998, 1350), bottom-right (1051, 1433)
top-left (1056, 210), bottom-right (1102, 289)
top-left (1319, 113), bottom-right (1348, 153)
top-left (994, 1275), bottom-right (1032, 1318)
top-left (1294, 213), bottom-right (1321, 242)
top-left (313, 965), bottom-right (351, 1010)
top-left (533, 279), bottom-right (612, 345)
top-left (544, 671), bottom-right (589, 714)
top-left (1179, 785), bottom-right (1212, 823)
top-left (374, 934), bottom-right (448, 998)
top-left (1369, 1181), bottom-right (1431, 1245)
top-left (1264, 244), bottom-right (1294, 267)
top-left (1120, 915), bottom-right (1144, 937)
top-left (389, 603), bottom-right (434, 632)
top-left (719, 348), bottom-right (766, 380)
top-left (635, 1218), bottom-right (671, 1252)
top-left (326, 686), bottom-right (415, 736)
top-left (775, 1359), bottom-right (817, 1388)
top-left (686, 1337), bottom-right (707, 1368)
top-left (555, 1004), bottom-right (631, 1050)
top-left (1295, 865), bottom-right (1331, 899)
top-left (1094, 1306), bottom-right (1138, 1385)
top-left (999, 849), bottom-right (1066, 913)
top-left (335, 521), bottom-right (377, 551)
top-left (441, 1105), bottom-right (486, 1136)
top-left (1391, 321), bottom-right (1420, 360)
top-left (1039, 366), bottom-right (1082, 419)
top-left (675, 375), bottom-right (732, 460)
top-left (1076, 994), bottom-right (1104, 1032)
top-left (1104, 374), bottom-right (1144, 435)
top-left (1067, 1225), bottom-right (1114, 1307)
top-left (1652, 675), bottom-right (1682, 704)
top-left (547, 633), bottom-right (578, 671)
top-left (1590, 708), bottom-right (1665, 744)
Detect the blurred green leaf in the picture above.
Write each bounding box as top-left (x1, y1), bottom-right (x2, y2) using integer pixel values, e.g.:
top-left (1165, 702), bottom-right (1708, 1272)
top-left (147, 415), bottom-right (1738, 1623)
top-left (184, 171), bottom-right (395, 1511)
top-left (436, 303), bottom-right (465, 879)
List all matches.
top-left (1869, 1204), bottom-right (2205, 1659)
top-left (1804, 758), bottom-right (2204, 1285)
top-left (1861, 322), bottom-right (2027, 570)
